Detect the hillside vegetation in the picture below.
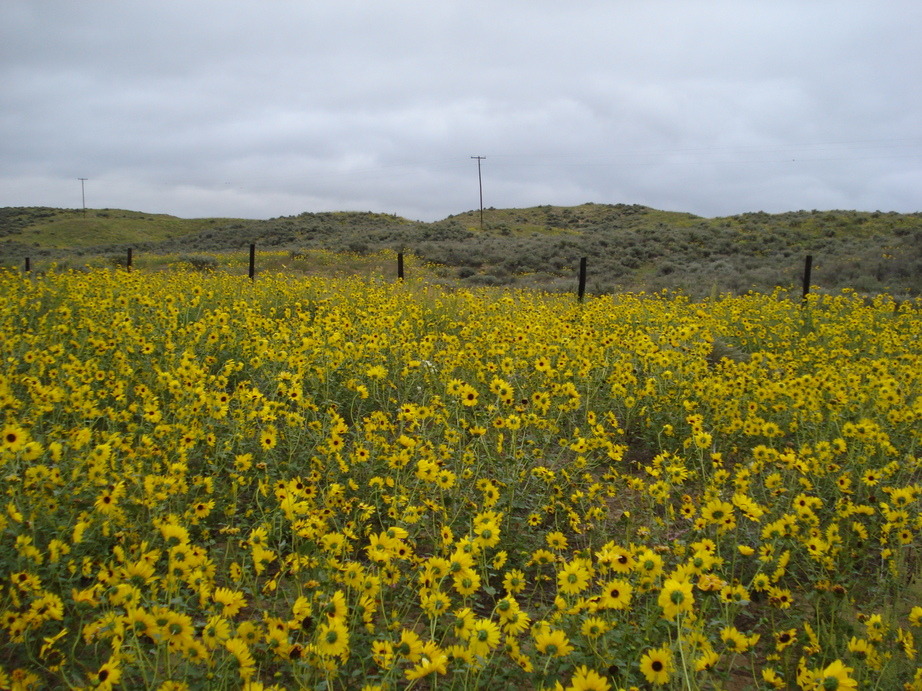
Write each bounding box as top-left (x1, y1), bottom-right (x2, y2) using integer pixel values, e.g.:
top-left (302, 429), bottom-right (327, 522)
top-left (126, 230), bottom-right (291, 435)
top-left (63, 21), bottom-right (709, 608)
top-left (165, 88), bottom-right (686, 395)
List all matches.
top-left (2, 203), bottom-right (920, 297)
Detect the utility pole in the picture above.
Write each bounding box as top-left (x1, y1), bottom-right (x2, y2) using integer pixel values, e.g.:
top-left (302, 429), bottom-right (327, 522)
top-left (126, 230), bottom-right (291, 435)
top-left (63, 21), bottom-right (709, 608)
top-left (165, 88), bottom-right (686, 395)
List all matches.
top-left (78, 178), bottom-right (87, 216)
top-left (471, 156), bottom-right (485, 229)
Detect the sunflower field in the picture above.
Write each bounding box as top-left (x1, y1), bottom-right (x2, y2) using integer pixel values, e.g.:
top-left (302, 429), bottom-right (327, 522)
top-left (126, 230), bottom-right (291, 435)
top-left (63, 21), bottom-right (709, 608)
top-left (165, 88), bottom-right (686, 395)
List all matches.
top-left (1, 263), bottom-right (921, 690)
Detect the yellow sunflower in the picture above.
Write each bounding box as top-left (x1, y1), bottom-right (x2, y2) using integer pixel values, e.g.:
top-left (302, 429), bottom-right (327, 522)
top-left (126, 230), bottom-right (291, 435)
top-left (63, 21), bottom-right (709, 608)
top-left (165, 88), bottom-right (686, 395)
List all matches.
top-left (565, 665), bottom-right (611, 691)
top-left (315, 618), bottom-right (350, 657)
top-left (639, 645), bottom-right (673, 685)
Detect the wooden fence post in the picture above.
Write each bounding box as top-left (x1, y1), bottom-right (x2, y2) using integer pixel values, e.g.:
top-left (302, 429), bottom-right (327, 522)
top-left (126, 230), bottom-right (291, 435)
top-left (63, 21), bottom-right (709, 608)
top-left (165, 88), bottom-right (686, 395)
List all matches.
top-left (249, 244), bottom-right (256, 280)
top-left (802, 255), bottom-right (813, 301)
top-left (577, 257), bottom-right (587, 302)
top-left (127, 248), bottom-right (133, 271)
top-left (24, 257), bottom-right (30, 273)
top-left (397, 252), bottom-right (404, 281)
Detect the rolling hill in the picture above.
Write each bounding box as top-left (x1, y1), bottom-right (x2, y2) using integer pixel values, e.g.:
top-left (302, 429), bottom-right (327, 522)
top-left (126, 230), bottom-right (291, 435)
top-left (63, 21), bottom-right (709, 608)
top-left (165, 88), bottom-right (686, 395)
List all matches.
top-left (2, 203), bottom-right (920, 297)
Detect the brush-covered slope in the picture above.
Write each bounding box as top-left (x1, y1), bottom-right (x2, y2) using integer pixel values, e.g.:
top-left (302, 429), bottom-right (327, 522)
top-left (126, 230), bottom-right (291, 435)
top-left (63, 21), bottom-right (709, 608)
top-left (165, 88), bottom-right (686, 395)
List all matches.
top-left (2, 203), bottom-right (920, 297)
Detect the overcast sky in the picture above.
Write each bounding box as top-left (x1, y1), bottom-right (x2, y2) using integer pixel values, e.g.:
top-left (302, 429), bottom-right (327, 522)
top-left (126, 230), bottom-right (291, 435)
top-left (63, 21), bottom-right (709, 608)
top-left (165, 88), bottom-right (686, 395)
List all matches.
top-left (1, 1), bottom-right (920, 222)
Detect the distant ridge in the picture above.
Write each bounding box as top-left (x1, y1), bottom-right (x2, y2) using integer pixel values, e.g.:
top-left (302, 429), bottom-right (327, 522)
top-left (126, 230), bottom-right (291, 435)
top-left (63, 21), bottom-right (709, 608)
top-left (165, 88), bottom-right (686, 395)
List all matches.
top-left (2, 204), bottom-right (920, 297)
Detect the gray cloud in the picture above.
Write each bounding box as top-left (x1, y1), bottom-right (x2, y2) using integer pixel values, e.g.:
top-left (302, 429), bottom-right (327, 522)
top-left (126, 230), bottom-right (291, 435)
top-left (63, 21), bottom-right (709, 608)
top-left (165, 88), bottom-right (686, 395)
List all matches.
top-left (1, 1), bottom-right (920, 221)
